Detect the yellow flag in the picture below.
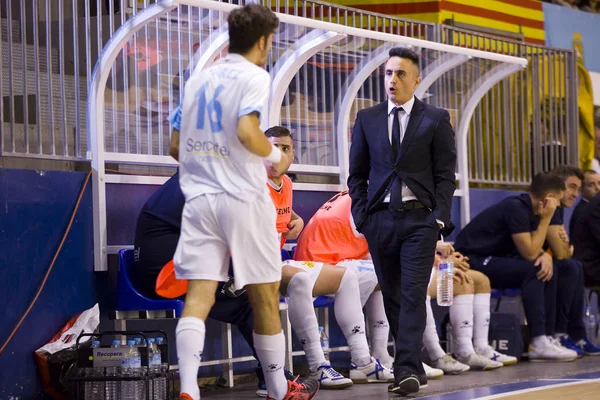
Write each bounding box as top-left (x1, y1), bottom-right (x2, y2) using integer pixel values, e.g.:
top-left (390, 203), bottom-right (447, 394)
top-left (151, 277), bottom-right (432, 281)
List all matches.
top-left (574, 33), bottom-right (595, 170)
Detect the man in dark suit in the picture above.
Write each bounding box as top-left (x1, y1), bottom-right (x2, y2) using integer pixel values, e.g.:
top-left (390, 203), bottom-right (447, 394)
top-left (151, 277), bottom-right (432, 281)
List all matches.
top-left (569, 170), bottom-right (600, 239)
top-left (573, 192), bottom-right (600, 286)
top-left (347, 47), bottom-right (456, 395)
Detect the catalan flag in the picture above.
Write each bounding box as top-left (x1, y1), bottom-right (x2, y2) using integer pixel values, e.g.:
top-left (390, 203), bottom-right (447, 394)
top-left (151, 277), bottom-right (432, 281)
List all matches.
top-left (331, 0), bottom-right (545, 45)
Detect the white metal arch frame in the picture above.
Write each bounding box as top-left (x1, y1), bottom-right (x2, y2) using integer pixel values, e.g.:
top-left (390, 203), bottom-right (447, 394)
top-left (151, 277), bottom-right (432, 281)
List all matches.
top-left (89, 0), bottom-right (527, 272)
top-left (456, 63), bottom-right (524, 227)
top-left (268, 29), bottom-right (346, 128)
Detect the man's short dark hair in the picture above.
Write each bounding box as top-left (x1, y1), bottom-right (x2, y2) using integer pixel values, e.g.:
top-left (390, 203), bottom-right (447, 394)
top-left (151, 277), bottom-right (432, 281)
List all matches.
top-left (228, 4), bottom-right (279, 54)
top-left (388, 47), bottom-right (420, 74)
top-left (551, 165), bottom-right (584, 182)
top-left (265, 126), bottom-right (292, 139)
top-left (529, 172), bottom-right (566, 198)
top-left (584, 169), bottom-right (599, 177)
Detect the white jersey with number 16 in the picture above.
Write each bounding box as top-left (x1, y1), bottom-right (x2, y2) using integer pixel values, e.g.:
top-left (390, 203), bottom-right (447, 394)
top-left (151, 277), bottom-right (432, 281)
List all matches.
top-left (178, 53), bottom-right (271, 202)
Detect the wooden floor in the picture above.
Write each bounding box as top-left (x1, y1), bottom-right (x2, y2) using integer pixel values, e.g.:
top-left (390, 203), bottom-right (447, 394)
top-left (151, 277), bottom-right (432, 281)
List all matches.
top-left (196, 356), bottom-right (600, 399)
top-left (480, 380), bottom-right (600, 400)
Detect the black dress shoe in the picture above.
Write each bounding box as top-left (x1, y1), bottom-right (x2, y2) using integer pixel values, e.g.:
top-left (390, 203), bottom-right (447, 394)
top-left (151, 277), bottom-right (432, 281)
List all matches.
top-left (388, 372), bottom-right (420, 394)
top-left (417, 373), bottom-right (428, 389)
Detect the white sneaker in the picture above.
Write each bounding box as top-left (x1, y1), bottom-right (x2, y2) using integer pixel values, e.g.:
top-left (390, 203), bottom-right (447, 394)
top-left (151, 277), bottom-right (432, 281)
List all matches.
top-left (477, 345), bottom-right (518, 366)
top-left (529, 336), bottom-right (578, 362)
top-left (430, 354), bottom-right (470, 375)
top-left (349, 357), bottom-right (395, 383)
top-left (309, 363), bottom-right (354, 390)
top-left (423, 362), bottom-right (444, 379)
top-left (455, 352), bottom-right (503, 371)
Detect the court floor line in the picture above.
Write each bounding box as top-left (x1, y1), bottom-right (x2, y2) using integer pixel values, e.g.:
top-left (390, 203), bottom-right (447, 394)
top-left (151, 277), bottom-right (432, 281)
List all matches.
top-left (417, 371), bottom-right (600, 400)
top-left (473, 378), bottom-right (600, 400)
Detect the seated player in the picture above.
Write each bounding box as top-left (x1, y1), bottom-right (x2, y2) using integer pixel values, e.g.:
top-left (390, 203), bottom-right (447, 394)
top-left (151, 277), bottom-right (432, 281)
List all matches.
top-left (294, 190), bottom-right (446, 388)
top-left (425, 252), bottom-right (517, 372)
top-left (454, 172), bottom-right (578, 362)
top-left (265, 126), bottom-right (395, 388)
top-left (545, 165), bottom-right (600, 356)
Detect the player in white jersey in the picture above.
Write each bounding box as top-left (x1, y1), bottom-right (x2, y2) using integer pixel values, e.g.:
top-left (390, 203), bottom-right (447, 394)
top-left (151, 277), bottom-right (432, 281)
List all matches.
top-left (170, 5), bottom-right (318, 400)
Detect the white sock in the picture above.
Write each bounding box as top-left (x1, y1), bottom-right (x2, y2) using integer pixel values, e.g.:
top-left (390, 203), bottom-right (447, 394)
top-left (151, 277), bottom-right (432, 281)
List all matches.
top-left (286, 272), bottom-right (326, 371)
top-left (473, 293), bottom-right (491, 353)
top-left (254, 331), bottom-right (288, 400)
top-left (450, 294), bottom-right (475, 358)
top-left (423, 296), bottom-right (446, 361)
top-left (334, 270), bottom-right (372, 366)
top-left (365, 290), bottom-right (393, 363)
top-left (176, 317), bottom-right (205, 400)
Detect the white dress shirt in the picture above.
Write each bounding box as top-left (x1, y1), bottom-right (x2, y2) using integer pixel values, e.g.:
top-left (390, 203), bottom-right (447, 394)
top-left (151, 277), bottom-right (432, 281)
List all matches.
top-left (384, 97), bottom-right (444, 228)
top-left (384, 97), bottom-right (417, 203)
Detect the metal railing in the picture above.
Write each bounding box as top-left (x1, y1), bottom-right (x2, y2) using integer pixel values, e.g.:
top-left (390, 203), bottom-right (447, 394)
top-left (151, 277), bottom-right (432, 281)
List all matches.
top-left (438, 25), bottom-right (578, 187)
top-left (0, 0), bottom-right (577, 188)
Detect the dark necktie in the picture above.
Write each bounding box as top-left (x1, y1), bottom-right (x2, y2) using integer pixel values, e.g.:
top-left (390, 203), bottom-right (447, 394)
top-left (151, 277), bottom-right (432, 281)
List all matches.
top-left (389, 106), bottom-right (404, 211)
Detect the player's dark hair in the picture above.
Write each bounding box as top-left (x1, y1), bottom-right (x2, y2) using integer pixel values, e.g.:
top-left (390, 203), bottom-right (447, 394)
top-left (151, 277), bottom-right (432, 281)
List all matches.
top-left (388, 47), bottom-right (420, 74)
top-left (551, 165), bottom-right (584, 182)
top-left (265, 126), bottom-right (292, 139)
top-left (228, 4), bottom-right (279, 54)
top-left (529, 172), bottom-right (566, 198)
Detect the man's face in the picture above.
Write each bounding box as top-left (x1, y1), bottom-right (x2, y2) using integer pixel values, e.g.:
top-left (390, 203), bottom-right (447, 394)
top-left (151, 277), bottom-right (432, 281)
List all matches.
top-left (264, 135), bottom-right (294, 178)
top-left (582, 172), bottom-right (600, 201)
top-left (384, 56), bottom-right (421, 106)
top-left (561, 175), bottom-right (581, 208)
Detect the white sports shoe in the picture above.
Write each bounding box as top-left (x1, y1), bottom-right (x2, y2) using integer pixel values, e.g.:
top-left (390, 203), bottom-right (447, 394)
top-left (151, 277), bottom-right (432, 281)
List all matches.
top-left (309, 363), bottom-right (354, 390)
top-left (430, 354), bottom-right (470, 375)
top-left (529, 336), bottom-right (578, 362)
top-left (349, 357), bottom-right (395, 383)
top-left (423, 362), bottom-right (444, 379)
top-left (477, 345), bottom-right (518, 366)
top-left (455, 351), bottom-right (503, 371)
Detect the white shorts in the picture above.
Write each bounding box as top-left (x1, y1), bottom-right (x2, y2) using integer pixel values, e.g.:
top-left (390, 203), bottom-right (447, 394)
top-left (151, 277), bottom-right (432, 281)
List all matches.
top-left (174, 192), bottom-right (282, 290)
top-left (281, 260), bottom-right (325, 290)
top-left (336, 259), bottom-right (380, 307)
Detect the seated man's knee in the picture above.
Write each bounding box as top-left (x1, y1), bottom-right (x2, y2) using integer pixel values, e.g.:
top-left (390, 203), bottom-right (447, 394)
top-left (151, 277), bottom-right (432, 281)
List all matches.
top-left (454, 280), bottom-right (475, 296)
top-left (285, 271), bottom-right (313, 298)
top-left (469, 270), bottom-right (491, 293)
top-left (340, 267), bottom-right (359, 288)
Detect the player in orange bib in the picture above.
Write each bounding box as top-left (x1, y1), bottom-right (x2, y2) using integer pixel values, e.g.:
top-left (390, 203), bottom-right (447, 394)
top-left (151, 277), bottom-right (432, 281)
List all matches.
top-left (265, 126), bottom-right (395, 389)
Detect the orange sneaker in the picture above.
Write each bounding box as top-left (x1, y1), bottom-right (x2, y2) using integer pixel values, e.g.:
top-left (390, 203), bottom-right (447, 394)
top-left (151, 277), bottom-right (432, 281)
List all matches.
top-left (178, 394), bottom-right (194, 400)
top-left (266, 376), bottom-right (320, 400)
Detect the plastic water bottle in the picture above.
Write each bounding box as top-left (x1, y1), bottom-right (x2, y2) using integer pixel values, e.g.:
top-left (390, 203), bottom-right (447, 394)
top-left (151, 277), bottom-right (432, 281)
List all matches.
top-left (156, 337), bottom-right (169, 395)
top-left (85, 341), bottom-right (103, 400)
top-left (122, 340), bottom-right (144, 400)
top-left (437, 257), bottom-right (454, 306)
top-left (319, 326), bottom-right (330, 361)
top-left (148, 338), bottom-right (165, 399)
top-left (106, 340), bottom-right (121, 400)
top-left (584, 306), bottom-right (597, 345)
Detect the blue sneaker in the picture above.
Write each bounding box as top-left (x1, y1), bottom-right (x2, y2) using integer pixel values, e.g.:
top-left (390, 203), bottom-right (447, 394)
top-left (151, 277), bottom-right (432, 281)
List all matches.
top-left (575, 338), bottom-right (600, 356)
top-left (559, 336), bottom-right (584, 357)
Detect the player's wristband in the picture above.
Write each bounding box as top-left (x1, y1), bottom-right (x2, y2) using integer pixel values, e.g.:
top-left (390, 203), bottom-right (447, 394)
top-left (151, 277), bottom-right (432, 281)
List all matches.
top-left (264, 145), bottom-right (281, 163)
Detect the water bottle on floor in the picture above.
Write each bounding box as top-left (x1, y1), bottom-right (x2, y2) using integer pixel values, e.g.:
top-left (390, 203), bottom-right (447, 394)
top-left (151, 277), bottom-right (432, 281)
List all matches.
top-left (445, 322), bottom-right (455, 354)
top-left (106, 340), bottom-right (122, 400)
top-left (584, 306), bottom-right (597, 345)
top-left (319, 326), bottom-right (330, 362)
top-left (84, 341), bottom-right (103, 400)
top-left (437, 256), bottom-right (454, 306)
